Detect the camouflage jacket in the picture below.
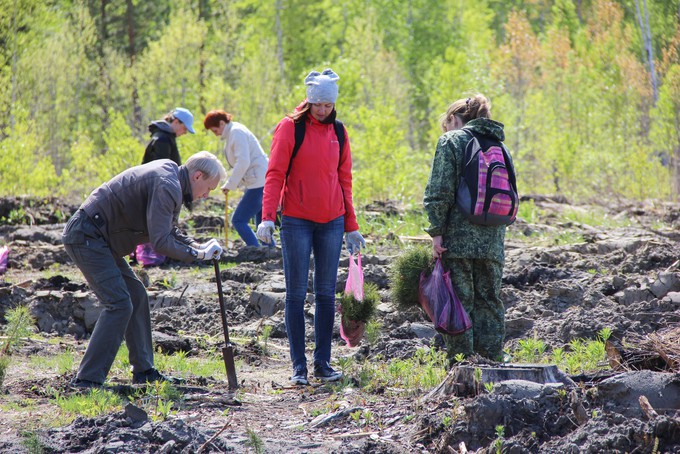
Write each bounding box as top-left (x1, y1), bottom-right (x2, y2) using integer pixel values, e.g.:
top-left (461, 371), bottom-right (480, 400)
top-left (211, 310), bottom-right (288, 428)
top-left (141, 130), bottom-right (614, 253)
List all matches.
top-left (423, 118), bottom-right (509, 263)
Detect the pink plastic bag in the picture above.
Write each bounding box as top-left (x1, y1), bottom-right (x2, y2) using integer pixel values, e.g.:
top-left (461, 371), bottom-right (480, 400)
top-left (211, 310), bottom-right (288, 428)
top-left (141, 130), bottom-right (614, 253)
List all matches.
top-left (344, 254), bottom-right (364, 300)
top-left (0, 245), bottom-right (8, 274)
top-left (340, 254), bottom-right (366, 347)
top-left (418, 259), bottom-right (472, 335)
top-left (134, 243), bottom-right (166, 267)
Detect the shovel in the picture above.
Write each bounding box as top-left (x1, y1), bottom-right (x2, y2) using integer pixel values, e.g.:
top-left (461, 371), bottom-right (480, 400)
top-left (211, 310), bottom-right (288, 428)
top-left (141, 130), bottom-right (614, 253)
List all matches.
top-left (213, 258), bottom-right (238, 390)
top-left (224, 192), bottom-right (229, 247)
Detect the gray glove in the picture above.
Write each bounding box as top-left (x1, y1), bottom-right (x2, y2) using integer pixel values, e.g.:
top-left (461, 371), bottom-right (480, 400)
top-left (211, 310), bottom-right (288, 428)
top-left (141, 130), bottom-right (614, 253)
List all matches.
top-left (345, 230), bottom-right (366, 254)
top-left (256, 221), bottom-right (275, 244)
top-left (196, 241), bottom-right (222, 260)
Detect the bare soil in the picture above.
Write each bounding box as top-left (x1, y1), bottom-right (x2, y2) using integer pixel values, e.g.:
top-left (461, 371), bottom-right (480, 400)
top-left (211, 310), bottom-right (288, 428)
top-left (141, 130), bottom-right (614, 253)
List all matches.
top-left (0, 195), bottom-right (679, 453)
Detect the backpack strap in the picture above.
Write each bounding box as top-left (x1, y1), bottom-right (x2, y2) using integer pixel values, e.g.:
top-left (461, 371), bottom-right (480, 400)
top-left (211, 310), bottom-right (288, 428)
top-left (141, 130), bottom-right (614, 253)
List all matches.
top-left (334, 120), bottom-right (346, 160)
top-left (285, 119), bottom-right (345, 179)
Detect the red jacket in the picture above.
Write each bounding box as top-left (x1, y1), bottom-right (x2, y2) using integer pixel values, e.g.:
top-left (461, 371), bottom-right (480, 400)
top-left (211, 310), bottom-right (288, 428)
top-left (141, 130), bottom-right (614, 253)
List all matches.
top-left (262, 113), bottom-right (359, 232)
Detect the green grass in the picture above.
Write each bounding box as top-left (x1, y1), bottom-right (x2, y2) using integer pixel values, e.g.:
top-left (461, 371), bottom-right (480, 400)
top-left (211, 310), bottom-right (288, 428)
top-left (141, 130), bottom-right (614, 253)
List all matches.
top-left (52, 388), bottom-right (124, 418)
top-left (517, 199), bottom-right (543, 224)
top-left (21, 430), bottom-right (45, 454)
top-left (339, 347), bottom-right (448, 396)
top-left (29, 349), bottom-right (76, 376)
top-left (510, 328), bottom-right (613, 374)
top-left (561, 207), bottom-right (632, 229)
top-left (355, 208), bottom-right (429, 243)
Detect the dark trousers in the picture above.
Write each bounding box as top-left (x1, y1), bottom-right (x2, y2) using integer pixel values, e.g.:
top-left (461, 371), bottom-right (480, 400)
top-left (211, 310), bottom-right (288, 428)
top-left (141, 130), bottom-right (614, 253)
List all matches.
top-left (62, 211), bottom-right (153, 384)
top-left (442, 257), bottom-right (505, 361)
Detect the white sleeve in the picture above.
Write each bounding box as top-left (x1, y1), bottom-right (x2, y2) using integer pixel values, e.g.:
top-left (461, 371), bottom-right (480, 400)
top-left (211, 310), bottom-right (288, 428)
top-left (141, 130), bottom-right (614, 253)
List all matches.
top-left (223, 129), bottom-right (252, 190)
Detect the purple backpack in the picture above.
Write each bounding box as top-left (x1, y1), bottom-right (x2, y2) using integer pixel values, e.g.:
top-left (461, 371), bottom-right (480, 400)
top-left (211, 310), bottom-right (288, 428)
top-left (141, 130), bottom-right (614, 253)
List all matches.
top-left (456, 129), bottom-right (519, 226)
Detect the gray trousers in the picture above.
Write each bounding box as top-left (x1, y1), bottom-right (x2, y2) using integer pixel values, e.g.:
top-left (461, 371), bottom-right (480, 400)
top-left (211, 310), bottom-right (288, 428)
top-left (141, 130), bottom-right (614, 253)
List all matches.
top-left (63, 210), bottom-right (153, 384)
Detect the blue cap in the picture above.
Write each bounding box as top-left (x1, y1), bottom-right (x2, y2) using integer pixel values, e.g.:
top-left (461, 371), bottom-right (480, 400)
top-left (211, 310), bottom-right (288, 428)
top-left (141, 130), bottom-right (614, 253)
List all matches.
top-left (172, 107), bottom-right (195, 134)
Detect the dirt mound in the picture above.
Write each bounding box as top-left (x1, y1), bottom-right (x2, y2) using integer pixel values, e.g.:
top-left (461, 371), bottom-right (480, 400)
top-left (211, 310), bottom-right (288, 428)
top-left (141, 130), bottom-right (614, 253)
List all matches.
top-left (0, 196), bottom-right (679, 453)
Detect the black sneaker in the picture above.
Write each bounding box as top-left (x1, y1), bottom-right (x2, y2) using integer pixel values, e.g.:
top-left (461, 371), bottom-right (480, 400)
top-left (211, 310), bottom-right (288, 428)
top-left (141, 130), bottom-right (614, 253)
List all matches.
top-left (313, 362), bottom-right (342, 382)
top-left (70, 377), bottom-right (102, 389)
top-left (132, 368), bottom-right (184, 385)
top-left (290, 367), bottom-right (309, 386)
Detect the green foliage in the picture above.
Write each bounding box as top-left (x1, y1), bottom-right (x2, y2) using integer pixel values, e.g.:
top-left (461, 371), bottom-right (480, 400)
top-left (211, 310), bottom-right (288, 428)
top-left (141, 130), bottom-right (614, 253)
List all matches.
top-left (353, 347), bottom-right (448, 395)
top-left (20, 430), bottom-right (45, 454)
top-left (389, 246), bottom-right (433, 312)
top-left (0, 356), bottom-right (9, 390)
top-left (0, 0), bottom-right (677, 204)
top-left (365, 320), bottom-right (382, 346)
top-left (1, 305), bottom-right (33, 355)
top-left (52, 388), bottom-right (123, 417)
top-left (245, 427), bottom-right (264, 454)
top-left (134, 381), bottom-right (179, 422)
top-left (510, 328), bottom-right (614, 375)
top-left (338, 283), bottom-right (380, 324)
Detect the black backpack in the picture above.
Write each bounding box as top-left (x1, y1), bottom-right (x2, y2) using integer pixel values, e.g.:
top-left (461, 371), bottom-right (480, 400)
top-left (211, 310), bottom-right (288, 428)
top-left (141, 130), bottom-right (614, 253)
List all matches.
top-left (285, 119), bottom-right (346, 178)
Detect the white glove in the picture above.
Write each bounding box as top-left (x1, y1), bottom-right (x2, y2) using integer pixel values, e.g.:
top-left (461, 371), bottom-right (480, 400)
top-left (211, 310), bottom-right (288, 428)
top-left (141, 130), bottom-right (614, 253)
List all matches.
top-left (345, 230), bottom-right (366, 254)
top-left (256, 220), bottom-right (275, 244)
top-left (198, 238), bottom-right (220, 250)
top-left (196, 241), bottom-right (223, 260)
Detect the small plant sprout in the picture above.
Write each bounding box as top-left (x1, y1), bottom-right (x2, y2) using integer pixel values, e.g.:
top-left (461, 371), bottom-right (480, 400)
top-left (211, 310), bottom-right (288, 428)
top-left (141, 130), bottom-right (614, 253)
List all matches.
top-left (442, 414), bottom-right (452, 428)
top-left (473, 367), bottom-right (483, 395)
top-left (336, 356), bottom-right (354, 375)
top-left (261, 325), bottom-right (273, 355)
top-left (365, 319), bottom-right (382, 345)
top-left (484, 382), bottom-right (495, 393)
top-left (245, 427), bottom-right (264, 454)
top-left (350, 410), bottom-right (362, 426)
top-left (494, 425), bottom-right (505, 454)
top-left (454, 353), bottom-right (465, 363)
top-left (598, 327), bottom-right (612, 342)
top-left (0, 306), bottom-right (34, 388)
top-left (363, 409), bottom-right (374, 429)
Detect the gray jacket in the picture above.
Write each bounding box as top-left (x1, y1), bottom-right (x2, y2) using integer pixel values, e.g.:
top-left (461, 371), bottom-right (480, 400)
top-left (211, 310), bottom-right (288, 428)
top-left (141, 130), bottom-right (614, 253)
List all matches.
top-left (75, 160), bottom-right (196, 262)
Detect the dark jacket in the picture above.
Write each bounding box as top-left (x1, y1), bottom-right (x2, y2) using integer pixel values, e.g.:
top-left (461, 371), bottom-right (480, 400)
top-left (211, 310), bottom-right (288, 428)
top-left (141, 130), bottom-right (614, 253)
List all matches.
top-left (423, 118), bottom-right (510, 263)
top-left (142, 121), bottom-right (181, 165)
top-left (77, 160), bottom-right (195, 261)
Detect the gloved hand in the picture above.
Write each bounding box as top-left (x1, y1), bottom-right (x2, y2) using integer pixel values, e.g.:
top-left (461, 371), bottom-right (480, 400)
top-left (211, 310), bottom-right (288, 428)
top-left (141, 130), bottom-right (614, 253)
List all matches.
top-left (345, 230), bottom-right (366, 254)
top-left (256, 220), bottom-right (276, 244)
top-left (196, 241), bottom-right (223, 260)
top-left (197, 238), bottom-right (220, 250)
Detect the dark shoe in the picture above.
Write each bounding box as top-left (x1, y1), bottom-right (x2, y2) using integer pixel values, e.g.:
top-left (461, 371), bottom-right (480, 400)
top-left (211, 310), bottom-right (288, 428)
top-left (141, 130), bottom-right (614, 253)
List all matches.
top-left (313, 362), bottom-right (342, 383)
top-left (132, 368), bottom-right (184, 385)
top-left (290, 367), bottom-right (309, 386)
top-left (70, 377), bottom-right (102, 389)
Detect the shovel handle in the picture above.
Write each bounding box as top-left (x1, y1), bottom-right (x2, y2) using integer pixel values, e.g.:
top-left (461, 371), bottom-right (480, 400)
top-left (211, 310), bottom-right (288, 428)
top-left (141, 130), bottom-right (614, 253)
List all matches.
top-left (214, 258), bottom-right (238, 390)
top-left (224, 192), bottom-right (229, 246)
top-left (213, 259), bottom-right (231, 345)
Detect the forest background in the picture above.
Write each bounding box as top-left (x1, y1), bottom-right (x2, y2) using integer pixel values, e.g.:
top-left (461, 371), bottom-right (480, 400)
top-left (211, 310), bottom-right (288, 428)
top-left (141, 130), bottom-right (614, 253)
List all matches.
top-left (1, 0), bottom-right (679, 206)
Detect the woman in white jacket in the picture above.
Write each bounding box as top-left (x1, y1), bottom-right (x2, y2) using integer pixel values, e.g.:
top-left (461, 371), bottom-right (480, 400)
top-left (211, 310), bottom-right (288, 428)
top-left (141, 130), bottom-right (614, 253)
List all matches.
top-left (204, 110), bottom-right (270, 246)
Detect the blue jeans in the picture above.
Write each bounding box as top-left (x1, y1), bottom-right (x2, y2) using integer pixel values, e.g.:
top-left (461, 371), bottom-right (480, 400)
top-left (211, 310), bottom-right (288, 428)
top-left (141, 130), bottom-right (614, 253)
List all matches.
top-left (280, 215), bottom-right (344, 371)
top-left (231, 187), bottom-right (263, 247)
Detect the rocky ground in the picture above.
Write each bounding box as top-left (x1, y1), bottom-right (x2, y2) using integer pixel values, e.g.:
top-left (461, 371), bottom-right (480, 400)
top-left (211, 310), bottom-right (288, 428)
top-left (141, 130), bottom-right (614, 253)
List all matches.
top-left (0, 195), bottom-right (679, 453)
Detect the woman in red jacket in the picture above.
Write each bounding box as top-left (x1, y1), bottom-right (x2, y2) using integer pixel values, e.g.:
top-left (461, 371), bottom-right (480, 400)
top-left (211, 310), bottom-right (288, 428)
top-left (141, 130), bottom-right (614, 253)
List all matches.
top-left (257, 69), bottom-right (365, 385)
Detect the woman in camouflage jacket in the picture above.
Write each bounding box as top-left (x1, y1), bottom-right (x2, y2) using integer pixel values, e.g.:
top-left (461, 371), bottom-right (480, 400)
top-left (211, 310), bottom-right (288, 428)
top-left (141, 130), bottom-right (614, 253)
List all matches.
top-left (423, 94), bottom-right (512, 362)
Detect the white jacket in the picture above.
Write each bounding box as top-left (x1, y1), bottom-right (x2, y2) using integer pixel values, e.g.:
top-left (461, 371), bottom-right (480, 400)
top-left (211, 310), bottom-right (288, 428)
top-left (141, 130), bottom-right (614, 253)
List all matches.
top-left (221, 122), bottom-right (268, 190)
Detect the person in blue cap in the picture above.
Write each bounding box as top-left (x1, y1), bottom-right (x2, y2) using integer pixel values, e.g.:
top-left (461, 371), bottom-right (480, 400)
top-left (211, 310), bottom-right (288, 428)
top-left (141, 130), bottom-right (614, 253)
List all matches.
top-left (136, 107), bottom-right (197, 265)
top-left (142, 107), bottom-right (196, 165)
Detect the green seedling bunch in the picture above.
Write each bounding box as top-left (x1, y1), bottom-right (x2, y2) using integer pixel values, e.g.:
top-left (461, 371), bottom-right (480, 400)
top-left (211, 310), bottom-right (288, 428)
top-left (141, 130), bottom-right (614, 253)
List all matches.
top-left (338, 283), bottom-right (380, 324)
top-left (389, 246), bottom-right (433, 311)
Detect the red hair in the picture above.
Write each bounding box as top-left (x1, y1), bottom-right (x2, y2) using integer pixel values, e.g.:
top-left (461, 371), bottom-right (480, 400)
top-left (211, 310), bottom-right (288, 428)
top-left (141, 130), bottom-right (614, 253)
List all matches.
top-left (203, 110), bottom-right (233, 129)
